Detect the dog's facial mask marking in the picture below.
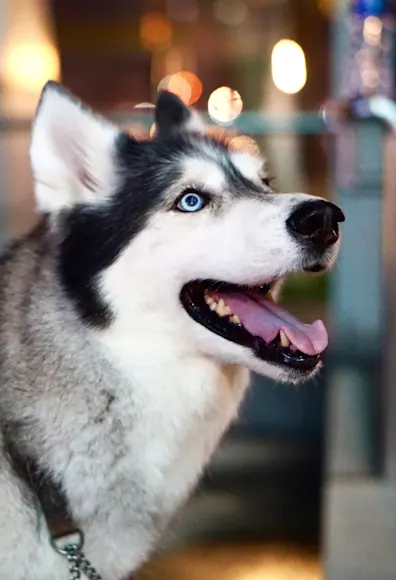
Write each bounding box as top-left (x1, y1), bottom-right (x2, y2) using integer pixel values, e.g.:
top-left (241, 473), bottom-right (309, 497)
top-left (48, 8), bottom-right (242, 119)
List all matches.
top-left (30, 82), bottom-right (344, 384)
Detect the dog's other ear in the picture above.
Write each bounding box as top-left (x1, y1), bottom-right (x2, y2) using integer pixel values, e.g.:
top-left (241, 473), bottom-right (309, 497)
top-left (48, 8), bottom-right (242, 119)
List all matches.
top-left (154, 90), bottom-right (205, 138)
top-left (30, 81), bottom-right (123, 213)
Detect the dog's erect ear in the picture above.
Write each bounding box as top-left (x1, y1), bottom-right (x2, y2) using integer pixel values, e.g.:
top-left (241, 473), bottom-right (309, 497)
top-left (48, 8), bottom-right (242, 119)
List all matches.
top-left (154, 90), bottom-right (205, 138)
top-left (30, 81), bottom-right (122, 213)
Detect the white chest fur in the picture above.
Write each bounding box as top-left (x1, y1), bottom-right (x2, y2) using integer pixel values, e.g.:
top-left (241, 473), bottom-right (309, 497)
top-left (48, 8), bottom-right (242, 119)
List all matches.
top-left (104, 344), bottom-right (249, 509)
top-left (127, 357), bottom-right (249, 507)
top-left (58, 338), bottom-right (250, 579)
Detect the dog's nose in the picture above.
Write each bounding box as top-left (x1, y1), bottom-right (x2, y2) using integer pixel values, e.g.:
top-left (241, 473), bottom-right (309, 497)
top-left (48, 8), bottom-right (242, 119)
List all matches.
top-left (286, 200), bottom-right (345, 250)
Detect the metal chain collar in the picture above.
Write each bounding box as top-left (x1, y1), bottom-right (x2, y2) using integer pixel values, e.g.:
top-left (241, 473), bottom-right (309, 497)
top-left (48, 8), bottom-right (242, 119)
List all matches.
top-left (52, 532), bottom-right (103, 580)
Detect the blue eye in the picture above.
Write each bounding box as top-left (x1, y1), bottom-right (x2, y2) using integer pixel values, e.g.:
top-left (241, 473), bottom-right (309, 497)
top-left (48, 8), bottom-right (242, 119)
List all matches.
top-left (176, 191), bottom-right (206, 213)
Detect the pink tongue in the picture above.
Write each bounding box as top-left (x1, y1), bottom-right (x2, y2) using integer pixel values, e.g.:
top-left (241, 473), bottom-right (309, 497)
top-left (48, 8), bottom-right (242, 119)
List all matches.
top-left (215, 292), bottom-right (328, 356)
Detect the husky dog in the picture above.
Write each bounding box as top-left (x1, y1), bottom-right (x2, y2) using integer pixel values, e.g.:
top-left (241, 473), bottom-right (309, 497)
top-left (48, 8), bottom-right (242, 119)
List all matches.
top-left (0, 82), bottom-right (344, 580)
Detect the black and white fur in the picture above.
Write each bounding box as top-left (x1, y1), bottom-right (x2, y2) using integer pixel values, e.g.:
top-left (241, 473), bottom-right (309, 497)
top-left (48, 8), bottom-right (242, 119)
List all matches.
top-left (0, 83), bottom-right (340, 579)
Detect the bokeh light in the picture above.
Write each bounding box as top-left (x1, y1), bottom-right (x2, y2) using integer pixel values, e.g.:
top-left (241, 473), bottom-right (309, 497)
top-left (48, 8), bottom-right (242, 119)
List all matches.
top-left (158, 74), bottom-right (191, 104)
top-left (363, 15), bottom-right (383, 46)
top-left (208, 87), bottom-right (243, 124)
top-left (134, 102), bottom-right (155, 109)
top-left (271, 39), bottom-right (307, 95)
top-left (3, 41), bottom-right (59, 93)
top-left (358, 54), bottom-right (380, 89)
top-left (163, 47), bottom-right (185, 76)
top-left (171, 72), bottom-right (202, 105)
top-left (158, 71), bottom-right (203, 105)
top-left (205, 126), bottom-right (238, 145)
top-left (149, 123), bottom-right (157, 138)
top-left (229, 135), bottom-right (260, 155)
top-left (139, 12), bottom-right (173, 51)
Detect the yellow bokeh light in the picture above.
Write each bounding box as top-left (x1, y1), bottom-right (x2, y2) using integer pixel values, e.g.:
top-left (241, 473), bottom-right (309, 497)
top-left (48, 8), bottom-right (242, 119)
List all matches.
top-left (208, 86), bottom-right (243, 124)
top-left (271, 39), bottom-right (307, 95)
top-left (139, 12), bottom-right (173, 51)
top-left (3, 41), bottom-right (59, 93)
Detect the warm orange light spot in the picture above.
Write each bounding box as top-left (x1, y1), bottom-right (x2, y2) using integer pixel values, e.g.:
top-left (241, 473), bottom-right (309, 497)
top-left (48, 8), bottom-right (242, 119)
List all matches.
top-left (205, 128), bottom-right (261, 156)
top-left (229, 135), bottom-right (260, 155)
top-left (175, 72), bottom-right (203, 105)
top-left (205, 126), bottom-right (238, 143)
top-left (139, 12), bottom-right (173, 51)
top-left (158, 71), bottom-right (202, 106)
top-left (159, 74), bottom-right (191, 104)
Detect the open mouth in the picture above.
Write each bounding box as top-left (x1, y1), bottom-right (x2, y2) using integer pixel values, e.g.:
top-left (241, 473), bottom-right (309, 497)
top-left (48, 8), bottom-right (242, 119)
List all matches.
top-left (180, 280), bottom-right (328, 372)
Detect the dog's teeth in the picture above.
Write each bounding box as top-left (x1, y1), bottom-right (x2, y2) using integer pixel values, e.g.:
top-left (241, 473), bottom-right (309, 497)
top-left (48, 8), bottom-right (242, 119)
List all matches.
top-left (279, 330), bottom-right (290, 348)
top-left (209, 297), bottom-right (233, 317)
top-left (214, 299), bottom-right (231, 317)
top-left (230, 314), bottom-right (241, 324)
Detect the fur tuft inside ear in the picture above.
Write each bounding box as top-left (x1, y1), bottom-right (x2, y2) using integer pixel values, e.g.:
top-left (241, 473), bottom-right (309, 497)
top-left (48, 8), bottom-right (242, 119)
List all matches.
top-left (154, 90), bottom-right (205, 138)
top-left (30, 81), bottom-right (121, 213)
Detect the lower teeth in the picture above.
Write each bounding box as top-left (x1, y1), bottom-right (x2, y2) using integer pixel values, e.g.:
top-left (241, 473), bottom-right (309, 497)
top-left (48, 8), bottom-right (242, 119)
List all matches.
top-left (204, 294), bottom-right (304, 356)
top-left (279, 329), bottom-right (290, 348)
top-left (230, 314), bottom-right (241, 324)
top-left (273, 335), bottom-right (298, 353)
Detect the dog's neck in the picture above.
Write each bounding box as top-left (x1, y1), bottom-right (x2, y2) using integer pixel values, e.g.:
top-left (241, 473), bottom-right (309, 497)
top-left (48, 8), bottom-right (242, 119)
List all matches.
top-left (95, 322), bottom-right (249, 394)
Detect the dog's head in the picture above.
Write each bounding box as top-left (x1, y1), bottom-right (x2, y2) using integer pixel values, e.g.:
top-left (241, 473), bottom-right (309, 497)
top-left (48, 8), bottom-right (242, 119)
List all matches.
top-left (30, 82), bottom-right (344, 384)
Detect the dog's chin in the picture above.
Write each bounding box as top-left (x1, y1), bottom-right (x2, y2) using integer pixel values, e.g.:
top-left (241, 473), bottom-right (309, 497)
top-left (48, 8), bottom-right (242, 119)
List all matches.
top-left (247, 354), bottom-right (322, 385)
top-left (179, 278), bottom-right (327, 382)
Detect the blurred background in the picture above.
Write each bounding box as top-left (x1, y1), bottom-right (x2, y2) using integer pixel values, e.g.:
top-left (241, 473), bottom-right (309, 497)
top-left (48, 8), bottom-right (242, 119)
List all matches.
top-left (1, 0), bottom-right (396, 579)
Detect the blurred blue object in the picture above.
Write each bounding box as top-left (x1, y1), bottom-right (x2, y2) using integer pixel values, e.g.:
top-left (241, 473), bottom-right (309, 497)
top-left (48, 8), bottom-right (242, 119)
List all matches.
top-left (353, 0), bottom-right (388, 15)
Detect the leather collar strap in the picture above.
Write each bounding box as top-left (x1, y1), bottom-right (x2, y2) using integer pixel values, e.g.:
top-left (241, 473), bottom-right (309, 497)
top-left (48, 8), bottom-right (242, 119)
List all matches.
top-left (5, 439), bottom-right (79, 539)
top-left (5, 438), bottom-right (105, 579)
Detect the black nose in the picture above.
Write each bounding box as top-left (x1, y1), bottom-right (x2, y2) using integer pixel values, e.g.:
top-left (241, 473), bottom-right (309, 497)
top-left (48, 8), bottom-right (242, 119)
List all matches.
top-left (286, 200), bottom-right (345, 250)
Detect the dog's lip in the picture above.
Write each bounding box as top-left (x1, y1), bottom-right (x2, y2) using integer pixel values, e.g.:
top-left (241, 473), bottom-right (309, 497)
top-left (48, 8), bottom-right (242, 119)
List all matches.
top-left (180, 279), bottom-right (324, 372)
top-left (303, 263), bottom-right (327, 273)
